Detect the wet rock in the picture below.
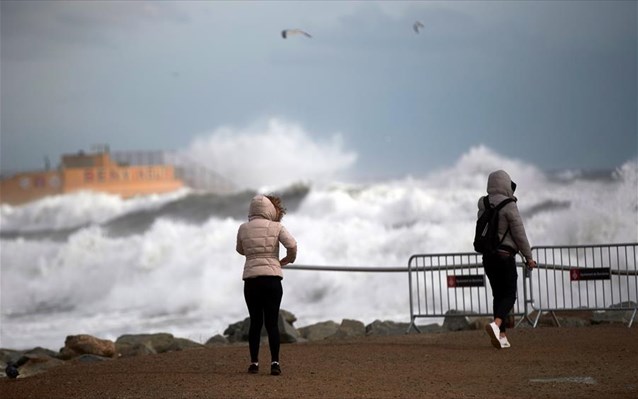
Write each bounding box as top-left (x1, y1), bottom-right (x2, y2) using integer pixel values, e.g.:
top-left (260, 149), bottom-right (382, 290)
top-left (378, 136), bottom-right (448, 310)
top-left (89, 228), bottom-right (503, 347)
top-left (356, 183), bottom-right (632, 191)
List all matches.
top-left (558, 317), bottom-right (591, 328)
top-left (115, 333), bottom-right (175, 357)
top-left (591, 310), bottom-right (634, 325)
top-left (205, 334), bottom-right (228, 346)
top-left (14, 355), bottom-right (65, 378)
top-left (170, 338), bottom-right (204, 351)
top-left (299, 321), bottom-right (339, 341)
top-left (278, 311), bottom-right (300, 343)
top-left (280, 308), bottom-right (297, 325)
top-left (223, 318), bottom-right (250, 343)
top-left (224, 309), bottom-right (300, 343)
top-left (468, 317), bottom-right (491, 331)
top-left (330, 319), bottom-right (365, 339)
top-left (0, 349), bottom-right (24, 365)
top-left (443, 309), bottom-right (474, 331)
top-left (59, 334), bottom-right (116, 360)
top-left (24, 347), bottom-right (59, 359)
top-left (117, 341), bottom-right (155, 357)
top-left (414, 323), bottom-right (444, 333)
top-left (365, 320), bottom-right (410, 336)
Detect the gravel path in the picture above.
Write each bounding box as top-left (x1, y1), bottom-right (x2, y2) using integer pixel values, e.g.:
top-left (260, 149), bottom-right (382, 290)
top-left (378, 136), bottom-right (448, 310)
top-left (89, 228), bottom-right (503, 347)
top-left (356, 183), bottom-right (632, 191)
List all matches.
top-left (1, 325), bottom-right (636, 399)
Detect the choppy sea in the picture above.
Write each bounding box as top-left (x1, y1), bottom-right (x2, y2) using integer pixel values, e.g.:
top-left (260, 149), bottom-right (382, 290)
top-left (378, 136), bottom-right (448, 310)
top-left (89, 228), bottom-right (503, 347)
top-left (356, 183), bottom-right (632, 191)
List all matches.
top-left (1, 146), bottom-right (636, 350)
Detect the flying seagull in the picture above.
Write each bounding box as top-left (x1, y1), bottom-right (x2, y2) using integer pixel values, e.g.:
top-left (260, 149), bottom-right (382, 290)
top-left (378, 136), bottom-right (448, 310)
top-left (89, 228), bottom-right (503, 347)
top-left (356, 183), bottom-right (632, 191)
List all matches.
top-left (281, 29), bottom-right (312, 39)
top-left (413, 21), bottom-right (424, 34)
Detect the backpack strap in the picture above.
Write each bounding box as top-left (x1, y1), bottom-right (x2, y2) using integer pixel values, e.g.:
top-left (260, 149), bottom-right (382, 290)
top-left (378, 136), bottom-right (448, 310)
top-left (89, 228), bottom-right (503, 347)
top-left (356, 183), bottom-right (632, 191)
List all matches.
top-left (482, 196), bottom-right (491, 209)
top-left (483, 196), bottom-right (515, 210)
top-left (493, 198), bottom-right (515, 250)
top-left (494, 197), bottom-right (515, 210)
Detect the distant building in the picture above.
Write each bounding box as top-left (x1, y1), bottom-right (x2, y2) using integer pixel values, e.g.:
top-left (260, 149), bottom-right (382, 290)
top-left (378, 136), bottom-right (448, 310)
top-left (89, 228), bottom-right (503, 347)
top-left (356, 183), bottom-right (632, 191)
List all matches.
top-left (0, 147), bottom-right (235, 206)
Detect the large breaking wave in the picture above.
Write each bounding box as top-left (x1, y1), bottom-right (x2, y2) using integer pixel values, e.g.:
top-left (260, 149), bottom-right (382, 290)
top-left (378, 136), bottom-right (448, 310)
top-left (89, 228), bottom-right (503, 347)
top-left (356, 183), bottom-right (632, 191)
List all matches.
top-left (1, 138), bottom-right (636, 350)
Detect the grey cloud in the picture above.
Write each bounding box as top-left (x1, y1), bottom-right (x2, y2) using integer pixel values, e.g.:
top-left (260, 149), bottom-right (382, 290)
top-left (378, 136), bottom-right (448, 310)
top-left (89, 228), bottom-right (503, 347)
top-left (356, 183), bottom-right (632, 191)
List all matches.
top-left (1, 1), bottom-right (190, 61)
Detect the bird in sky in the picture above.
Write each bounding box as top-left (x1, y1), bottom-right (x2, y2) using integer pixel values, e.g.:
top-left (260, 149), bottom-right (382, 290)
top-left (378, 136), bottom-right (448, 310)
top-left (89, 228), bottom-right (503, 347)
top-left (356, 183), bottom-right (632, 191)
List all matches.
top-left (281, 29), bottom-right (312, 39)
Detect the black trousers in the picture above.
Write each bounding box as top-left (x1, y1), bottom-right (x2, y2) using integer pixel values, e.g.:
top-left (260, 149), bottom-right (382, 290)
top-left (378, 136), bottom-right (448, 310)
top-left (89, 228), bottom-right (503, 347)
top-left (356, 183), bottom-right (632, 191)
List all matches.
top-left (483, 253), bottom-right (518, 333)
top-left (243, 276), bottom-right (283, 363)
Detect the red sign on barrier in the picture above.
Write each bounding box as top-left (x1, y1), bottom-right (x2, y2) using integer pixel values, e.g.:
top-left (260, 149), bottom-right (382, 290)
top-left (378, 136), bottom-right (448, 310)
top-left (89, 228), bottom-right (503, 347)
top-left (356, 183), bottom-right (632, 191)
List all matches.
top-left (447, 275), bottom-right (485, 288)
top-left (570, 267), bottom-right (611, 281)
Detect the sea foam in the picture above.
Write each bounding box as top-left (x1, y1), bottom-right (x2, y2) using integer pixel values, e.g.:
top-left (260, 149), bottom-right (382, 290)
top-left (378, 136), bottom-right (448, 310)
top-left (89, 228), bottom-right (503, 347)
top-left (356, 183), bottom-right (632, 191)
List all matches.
top-left (1, 145), bottom-right (636, 350)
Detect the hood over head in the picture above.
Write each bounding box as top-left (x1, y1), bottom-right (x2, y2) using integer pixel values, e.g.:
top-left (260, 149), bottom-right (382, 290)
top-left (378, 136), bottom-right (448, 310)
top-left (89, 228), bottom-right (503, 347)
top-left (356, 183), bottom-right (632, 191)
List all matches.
top-left (248, 195), bottom-right (277, 221)
top-left (487, 170), bottom-right (517, 198)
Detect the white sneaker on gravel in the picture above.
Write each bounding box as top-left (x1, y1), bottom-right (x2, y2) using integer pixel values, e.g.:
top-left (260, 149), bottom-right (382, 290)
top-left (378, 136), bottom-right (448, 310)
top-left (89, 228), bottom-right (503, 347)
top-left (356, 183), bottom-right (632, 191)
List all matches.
top-left (485, 322), bottom-right (501, 349)
top-left (499, 336), bottom-right (511, 348)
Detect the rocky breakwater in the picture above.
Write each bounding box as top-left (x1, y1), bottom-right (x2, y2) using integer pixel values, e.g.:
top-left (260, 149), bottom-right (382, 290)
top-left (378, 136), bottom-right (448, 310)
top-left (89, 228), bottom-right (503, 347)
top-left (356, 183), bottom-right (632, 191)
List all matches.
top-left (0, 309), bottom-right (421, 379)
top-left (2, 304), bottom-right (635, 379)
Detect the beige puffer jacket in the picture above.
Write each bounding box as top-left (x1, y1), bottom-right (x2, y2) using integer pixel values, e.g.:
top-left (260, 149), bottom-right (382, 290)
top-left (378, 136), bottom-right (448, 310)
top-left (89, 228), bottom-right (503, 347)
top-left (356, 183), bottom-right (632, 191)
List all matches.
top-left (477, 170), bottom-right (533, 261)
top-left (236, 195), bottom-right (297, 280)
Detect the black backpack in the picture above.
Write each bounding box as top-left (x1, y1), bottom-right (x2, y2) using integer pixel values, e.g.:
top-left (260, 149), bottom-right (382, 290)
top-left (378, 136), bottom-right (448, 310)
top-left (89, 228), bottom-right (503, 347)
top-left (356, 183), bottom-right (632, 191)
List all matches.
top-left (473, 196), bottom-right (514, 254)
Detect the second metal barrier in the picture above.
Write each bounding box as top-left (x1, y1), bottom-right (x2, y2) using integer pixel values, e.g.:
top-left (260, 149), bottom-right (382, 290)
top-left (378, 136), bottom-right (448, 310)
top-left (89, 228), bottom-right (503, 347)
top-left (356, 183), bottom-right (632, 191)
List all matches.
top-left (407, 252), bottom-right (530, 333)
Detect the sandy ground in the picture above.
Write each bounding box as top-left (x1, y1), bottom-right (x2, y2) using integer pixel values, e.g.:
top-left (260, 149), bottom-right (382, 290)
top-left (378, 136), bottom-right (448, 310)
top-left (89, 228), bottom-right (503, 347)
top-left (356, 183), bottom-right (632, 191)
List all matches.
top-left (1, 325), bottom-right (636, 399)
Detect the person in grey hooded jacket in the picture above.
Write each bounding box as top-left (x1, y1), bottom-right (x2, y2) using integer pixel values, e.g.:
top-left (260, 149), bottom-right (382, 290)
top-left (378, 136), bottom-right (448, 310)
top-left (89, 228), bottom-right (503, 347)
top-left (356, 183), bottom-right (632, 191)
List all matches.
top-left (236, 194), bottom-right (297, 375)
top-left (478, 170), bottom-right (536, 349)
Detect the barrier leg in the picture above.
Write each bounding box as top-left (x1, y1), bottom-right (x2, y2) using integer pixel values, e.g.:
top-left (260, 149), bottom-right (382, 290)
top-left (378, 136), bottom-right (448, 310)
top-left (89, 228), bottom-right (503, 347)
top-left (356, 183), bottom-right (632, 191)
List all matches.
top-left (532, 310), bottom-right (542, 328)
top-left (550, 311), bottom-right (561, 327)
top-left (406, 318), bottom-right (422, 334)
top-left (515, 313), bottom-right (534, 328)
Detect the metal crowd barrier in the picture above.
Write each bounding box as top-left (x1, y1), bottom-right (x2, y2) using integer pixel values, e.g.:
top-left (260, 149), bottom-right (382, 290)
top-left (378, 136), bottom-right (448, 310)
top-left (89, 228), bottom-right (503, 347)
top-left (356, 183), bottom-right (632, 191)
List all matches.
top-left (406, 252), bottom-right (530, 333)
top-left (529, 243), bottom-right (637, 327)
top-left (407, 243), bottom-right (638, 332)
top-left (285, 243), bottom-right (637, 333)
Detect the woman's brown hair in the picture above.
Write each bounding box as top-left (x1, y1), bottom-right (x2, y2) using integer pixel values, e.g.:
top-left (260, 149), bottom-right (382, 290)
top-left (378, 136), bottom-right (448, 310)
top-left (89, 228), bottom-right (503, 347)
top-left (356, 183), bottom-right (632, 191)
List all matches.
top-left (266, 195), bottom-right (286, 221)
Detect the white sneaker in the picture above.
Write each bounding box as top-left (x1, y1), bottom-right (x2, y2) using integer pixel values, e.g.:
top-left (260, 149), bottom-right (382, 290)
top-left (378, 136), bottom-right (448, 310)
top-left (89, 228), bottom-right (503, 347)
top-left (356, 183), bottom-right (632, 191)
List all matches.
top-left (499, 336), bottom-right (511, 348)
top-left (484, 322), bottom-right (501, 349)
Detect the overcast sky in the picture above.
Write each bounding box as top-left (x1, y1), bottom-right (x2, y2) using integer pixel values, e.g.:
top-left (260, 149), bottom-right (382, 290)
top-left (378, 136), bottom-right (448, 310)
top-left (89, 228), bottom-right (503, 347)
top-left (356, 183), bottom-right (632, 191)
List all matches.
top-left (1, 1), bottom-right (636, 182)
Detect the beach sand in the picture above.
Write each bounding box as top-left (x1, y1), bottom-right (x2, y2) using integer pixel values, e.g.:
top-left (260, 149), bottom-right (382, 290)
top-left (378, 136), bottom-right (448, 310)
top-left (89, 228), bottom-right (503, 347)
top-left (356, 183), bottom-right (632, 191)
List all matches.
top-left (1, 324), bottom-right (636, 399)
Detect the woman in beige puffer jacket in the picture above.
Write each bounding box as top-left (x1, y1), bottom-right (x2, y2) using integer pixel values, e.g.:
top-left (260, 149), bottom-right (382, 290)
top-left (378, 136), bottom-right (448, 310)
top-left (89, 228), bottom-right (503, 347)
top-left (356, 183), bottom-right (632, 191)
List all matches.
top-left (236, 194), bottom-right (297, 376)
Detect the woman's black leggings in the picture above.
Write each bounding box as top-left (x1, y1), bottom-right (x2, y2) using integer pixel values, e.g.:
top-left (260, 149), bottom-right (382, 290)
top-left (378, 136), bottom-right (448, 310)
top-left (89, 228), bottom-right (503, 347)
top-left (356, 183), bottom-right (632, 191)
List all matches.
top-left (243, 276), bottom-right (283, 363)
top-left (483, 254), bottom-right (518, 333)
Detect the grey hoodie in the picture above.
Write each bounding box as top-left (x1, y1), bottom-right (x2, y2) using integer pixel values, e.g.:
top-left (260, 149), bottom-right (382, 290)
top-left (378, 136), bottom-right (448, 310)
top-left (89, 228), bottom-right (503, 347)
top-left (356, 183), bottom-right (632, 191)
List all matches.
top-left (236, 195), bottom-right (297, 280)
top-left (477, 170), bottom-right (533, 260)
